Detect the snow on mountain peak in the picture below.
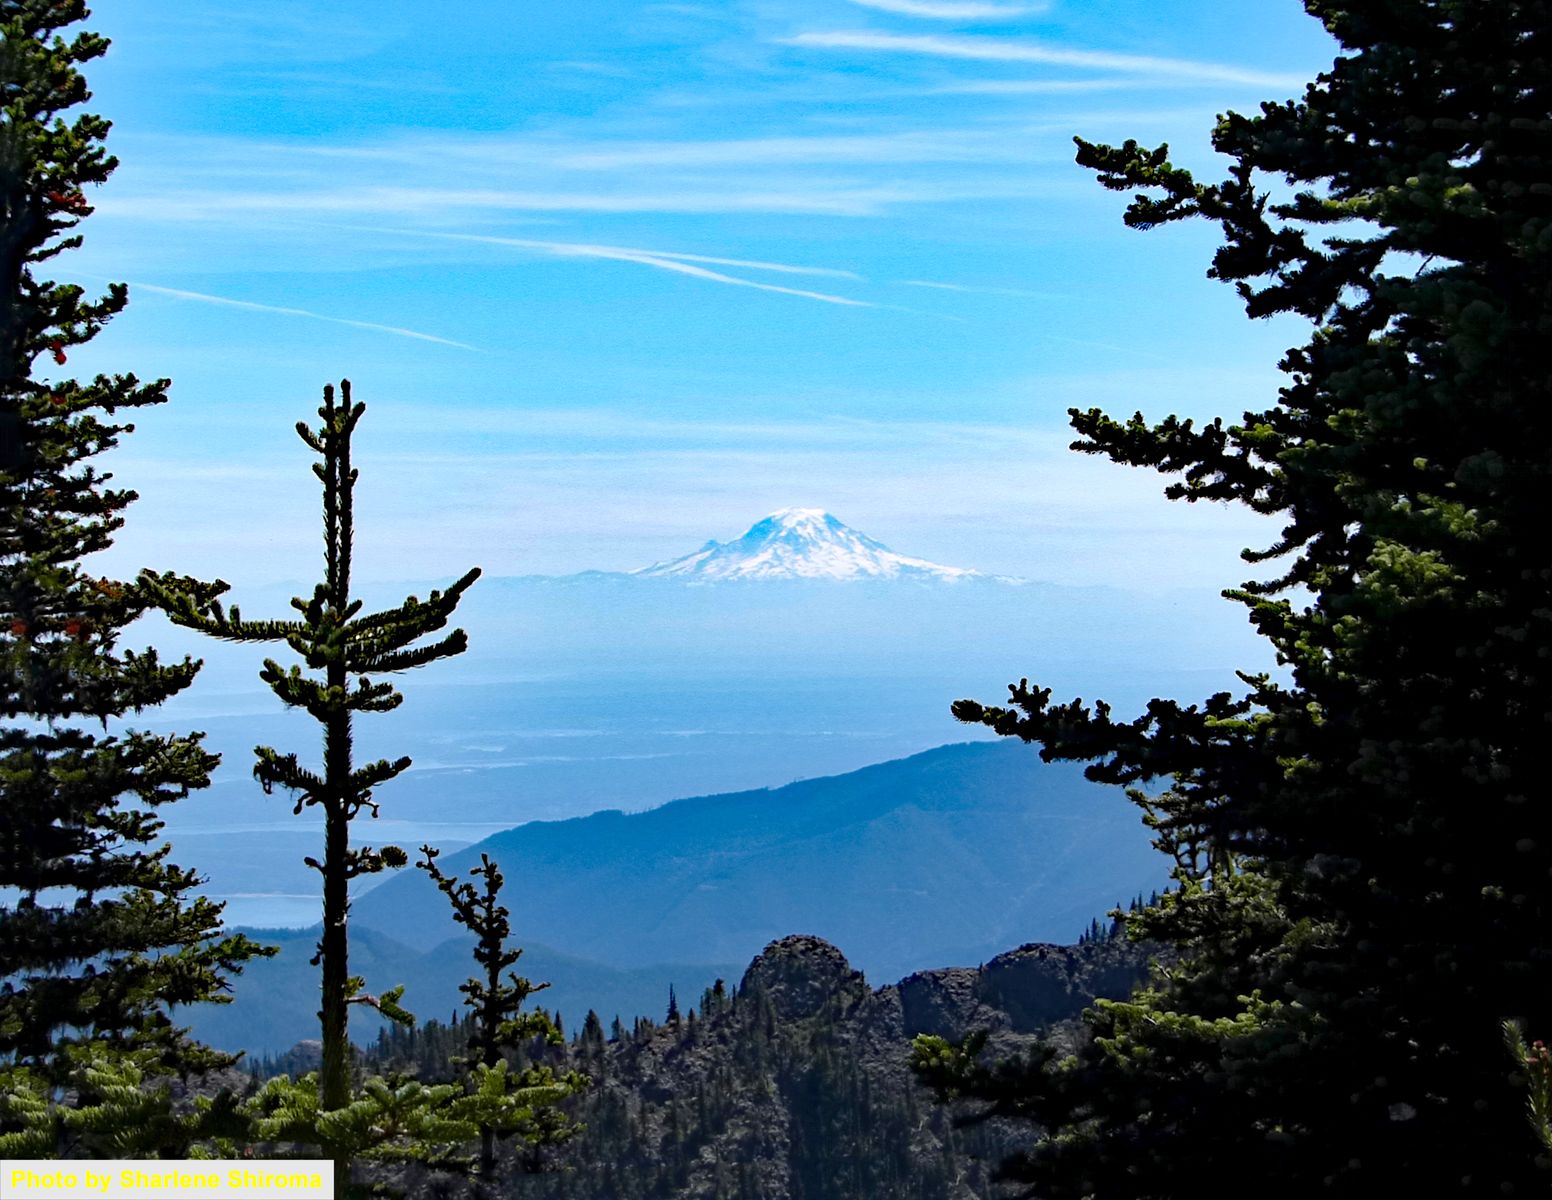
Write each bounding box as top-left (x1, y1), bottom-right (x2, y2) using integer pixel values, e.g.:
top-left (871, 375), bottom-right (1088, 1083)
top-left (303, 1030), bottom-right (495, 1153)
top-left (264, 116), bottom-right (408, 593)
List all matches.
top-left (765, 506), bottom-right (834, 527)
top-left (630, 509), bottom-right (980, 582)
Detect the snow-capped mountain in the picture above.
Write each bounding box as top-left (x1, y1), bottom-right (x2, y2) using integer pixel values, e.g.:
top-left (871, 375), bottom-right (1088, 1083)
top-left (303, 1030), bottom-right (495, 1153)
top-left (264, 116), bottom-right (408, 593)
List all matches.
top-left (630, 508), bottom-right (982, 582)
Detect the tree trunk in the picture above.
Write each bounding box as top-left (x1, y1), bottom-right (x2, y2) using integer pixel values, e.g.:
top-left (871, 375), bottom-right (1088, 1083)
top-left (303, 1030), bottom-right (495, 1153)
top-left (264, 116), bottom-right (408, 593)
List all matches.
top-left (319, 799), bottom-right (351, 1107)
top-left (320, 694), bottom-right (353, 1194)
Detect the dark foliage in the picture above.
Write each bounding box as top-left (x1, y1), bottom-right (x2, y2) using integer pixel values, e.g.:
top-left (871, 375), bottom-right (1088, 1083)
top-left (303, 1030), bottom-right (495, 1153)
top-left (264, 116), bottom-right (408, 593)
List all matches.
top-left (419, 845), bottom-right (585, 1186)
top-left (1, 0), bottom-right (266, 1141)
top-left (915, 2), bottom-right (1552, 1197)
top-left (348, 933), bottom-right (1149, 1199)
top-left (143, 381), bottom-right (479, 1186)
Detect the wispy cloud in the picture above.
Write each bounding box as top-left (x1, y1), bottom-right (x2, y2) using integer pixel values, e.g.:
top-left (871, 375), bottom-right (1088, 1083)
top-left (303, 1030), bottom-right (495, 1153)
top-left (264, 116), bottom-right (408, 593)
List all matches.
top-left (126, 281), bottom-right (476, 348)
top-left (845, 0), bottom-right (1049, 18)
top-left (926, 77), bottom-right (1207, 94)
top-left (393, 231), bottom-right (861, 279)
top-left (376, 230), bottom-right (873, 307)
top-left (546, 251), bottom-right (872, 307)
top-left (541, 130), bottom-right (1015, 169)
top-left (782, 31), bottom-right (1306, 88)
top-left (168, 127), bottom-right (1025, 171)
top-left (901, 279), bottom-right (1064, 299)
top-left (97, 120), bottom-right (1086, 244)
top-left (104, 184), bottom-right (964, 221)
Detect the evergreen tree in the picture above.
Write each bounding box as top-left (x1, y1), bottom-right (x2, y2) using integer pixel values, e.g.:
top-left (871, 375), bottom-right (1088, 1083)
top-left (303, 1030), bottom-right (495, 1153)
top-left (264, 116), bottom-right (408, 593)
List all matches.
top-left (916, 3), bottom-right (1552, 1196)
top-left (418, 844), bottom-right (584, 1186)
top-left (0, 0), bottom-right (265, 1126)
top-left (579, 1011), bottom-right (606, 1063)
top-left (144, 380), bottom-right (479, 1186)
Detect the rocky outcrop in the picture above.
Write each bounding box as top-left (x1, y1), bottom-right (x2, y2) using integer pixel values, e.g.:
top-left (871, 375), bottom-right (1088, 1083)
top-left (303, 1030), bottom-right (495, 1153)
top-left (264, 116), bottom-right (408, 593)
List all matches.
top-left (893, 966), bottom-right (1000, 1042)
top-left (980, 939), bottom-right (1152, 1031)
top-left (488, 932), bottom-right (1153, 1200)
top-left (740, 934), bottom-right (870, 1022)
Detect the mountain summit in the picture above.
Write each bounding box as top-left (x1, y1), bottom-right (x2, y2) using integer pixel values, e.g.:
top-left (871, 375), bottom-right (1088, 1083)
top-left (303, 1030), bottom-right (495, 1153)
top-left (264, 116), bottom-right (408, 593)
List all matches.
top-left (630, 508), bottom-right (979, 582)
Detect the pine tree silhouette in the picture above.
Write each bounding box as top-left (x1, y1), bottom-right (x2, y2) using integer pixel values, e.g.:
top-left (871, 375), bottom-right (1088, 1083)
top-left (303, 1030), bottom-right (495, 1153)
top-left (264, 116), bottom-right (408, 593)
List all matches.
top-left (418, 844), bottom-right (584, 1187)
top-left (1, 0), bottom-right (267, 1143)
top-left (144, 380), bottom-right (479, 1187)
top-left (916, 3), bottom-right (1552, 1194)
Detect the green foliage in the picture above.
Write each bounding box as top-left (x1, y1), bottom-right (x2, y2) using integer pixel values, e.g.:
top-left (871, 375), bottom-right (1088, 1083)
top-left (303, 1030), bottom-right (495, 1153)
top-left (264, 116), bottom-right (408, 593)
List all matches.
top-left (0, 1046), bottom-right (252, 1160)
top-left (418, 848), bottom-right (562, 1065)
top-left (417, 845), bottom-right (585, 1184)
top-left (143, 381), bottom-right (479, 1187)
top-left (0, 0), bottom-right (268, 1144)
top-left (248, 1071), bottom-right (472, 1174)
top-left (449, 1059), bottom-right (582, 1157)
top-left (917, 2), bottom-right (1552, 1196)
top-left (1503, 1021), bottom-right (1552, 1169)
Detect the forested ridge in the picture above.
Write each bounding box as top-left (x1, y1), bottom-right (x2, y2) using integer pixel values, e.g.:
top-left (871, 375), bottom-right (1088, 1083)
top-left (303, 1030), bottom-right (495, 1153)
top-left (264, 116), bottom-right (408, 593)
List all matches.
top-left (289, 931), bottom-right (1149, 1200)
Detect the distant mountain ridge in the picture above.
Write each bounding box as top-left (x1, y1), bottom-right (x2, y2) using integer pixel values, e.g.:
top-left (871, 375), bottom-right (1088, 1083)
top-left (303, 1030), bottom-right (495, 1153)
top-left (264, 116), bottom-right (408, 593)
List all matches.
top-left (354, 740), bottom-right (1169, 983)
top-left (629, 508), bottom-right (996, 583)
top-left (189, 737), bottom-right (1169, 1056)
top-left (187, 925), bottom-right (739, 1057)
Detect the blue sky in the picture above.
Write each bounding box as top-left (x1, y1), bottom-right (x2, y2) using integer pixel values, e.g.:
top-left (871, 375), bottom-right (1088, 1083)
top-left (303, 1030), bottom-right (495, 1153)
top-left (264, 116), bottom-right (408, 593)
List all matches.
top-left (66, 0), bottom-right (1338, 591)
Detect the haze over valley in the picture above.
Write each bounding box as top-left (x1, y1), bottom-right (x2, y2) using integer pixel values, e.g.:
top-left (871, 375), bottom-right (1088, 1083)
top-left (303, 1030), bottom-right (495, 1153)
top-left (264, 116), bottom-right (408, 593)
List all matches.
top-left (147, 508), bottom-right (1249, 1038)
top-left (152, 509), bottom-right (1257, 921)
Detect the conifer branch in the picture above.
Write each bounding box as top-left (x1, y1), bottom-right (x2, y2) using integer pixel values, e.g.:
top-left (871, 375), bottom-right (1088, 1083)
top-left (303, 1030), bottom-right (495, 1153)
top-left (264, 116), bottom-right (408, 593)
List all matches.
top-left (2, 0), bottom-right (268, 1113)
